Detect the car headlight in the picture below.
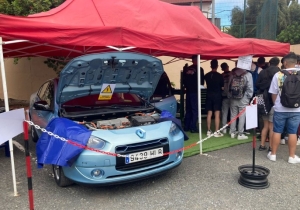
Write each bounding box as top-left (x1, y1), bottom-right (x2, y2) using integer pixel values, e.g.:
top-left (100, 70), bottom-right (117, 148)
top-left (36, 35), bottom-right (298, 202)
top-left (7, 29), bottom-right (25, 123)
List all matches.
top-left (169, 122), bottom-right (180, 136)
top-left (87, 136), bottom-right (106, 149)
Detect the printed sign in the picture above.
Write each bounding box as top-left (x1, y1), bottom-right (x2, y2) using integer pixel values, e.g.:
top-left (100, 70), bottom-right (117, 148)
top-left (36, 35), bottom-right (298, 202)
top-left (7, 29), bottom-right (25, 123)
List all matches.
top-left (246, 105), bottom-right (258, 130)
top-left (237, 55), bottom-right (253, 70)
top-left (98, 84), bottom-right (116, 100)
top-left (0, 108), bottom-right (25, 145)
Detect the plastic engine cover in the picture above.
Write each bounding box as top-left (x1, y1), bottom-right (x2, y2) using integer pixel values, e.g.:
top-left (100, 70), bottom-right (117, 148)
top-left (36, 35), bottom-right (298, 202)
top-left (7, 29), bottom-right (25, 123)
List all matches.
top-left (131, 116), bottom-right (156, 126)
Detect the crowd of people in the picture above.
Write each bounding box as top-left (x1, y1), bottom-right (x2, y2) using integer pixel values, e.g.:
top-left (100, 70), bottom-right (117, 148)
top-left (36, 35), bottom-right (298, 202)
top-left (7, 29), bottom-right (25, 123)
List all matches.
top-left (182, 52), bottom-right (300, 164)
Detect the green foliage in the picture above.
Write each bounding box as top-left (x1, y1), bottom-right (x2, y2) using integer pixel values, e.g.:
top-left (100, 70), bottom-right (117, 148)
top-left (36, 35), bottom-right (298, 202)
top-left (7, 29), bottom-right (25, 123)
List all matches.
top-left (44, 57), bottom-right (68, 75)
top-left (277, 23), bottom-right (300, 44)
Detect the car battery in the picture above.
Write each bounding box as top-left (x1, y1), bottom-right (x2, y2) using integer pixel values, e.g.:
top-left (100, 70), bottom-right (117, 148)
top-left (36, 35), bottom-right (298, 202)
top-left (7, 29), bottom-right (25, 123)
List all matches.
top-left (131, 115), bottom-right (156, 126)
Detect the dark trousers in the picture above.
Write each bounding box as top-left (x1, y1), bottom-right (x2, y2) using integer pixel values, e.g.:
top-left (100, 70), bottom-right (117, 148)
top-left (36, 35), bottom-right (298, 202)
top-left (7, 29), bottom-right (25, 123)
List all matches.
top-left (184, 92), bottom-right (198, 131)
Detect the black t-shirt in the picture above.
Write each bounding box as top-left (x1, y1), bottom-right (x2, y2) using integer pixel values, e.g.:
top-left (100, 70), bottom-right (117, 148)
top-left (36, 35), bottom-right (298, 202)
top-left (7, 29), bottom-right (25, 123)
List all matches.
top-left (204, 71), bottom-right (224, 95)
top-left (183, 64), bottom-right (204, 93)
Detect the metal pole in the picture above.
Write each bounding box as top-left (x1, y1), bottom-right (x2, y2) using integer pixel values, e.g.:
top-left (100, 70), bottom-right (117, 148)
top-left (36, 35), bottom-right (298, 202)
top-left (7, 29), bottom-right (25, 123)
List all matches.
top-left (243, 0), bottom-right (246, 37)
top-left (197, 55), bottom-right (202, 154)
top-left (211, 0), bottom-right (215, 25)
top-left (0, 37), bottom-right (18, 196)
top-left (200, 0), bottom-right (203, 11)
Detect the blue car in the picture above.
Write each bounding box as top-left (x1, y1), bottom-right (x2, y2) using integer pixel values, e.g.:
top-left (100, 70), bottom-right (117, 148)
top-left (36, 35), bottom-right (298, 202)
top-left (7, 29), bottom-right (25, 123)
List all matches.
top-left (29, 52), bottom-right (184, 187)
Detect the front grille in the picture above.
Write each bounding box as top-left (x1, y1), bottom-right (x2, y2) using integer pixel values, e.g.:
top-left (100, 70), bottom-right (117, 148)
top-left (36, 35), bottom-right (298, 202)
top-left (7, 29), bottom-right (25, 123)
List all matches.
top-left (115, 138), bottom-right (169, 171)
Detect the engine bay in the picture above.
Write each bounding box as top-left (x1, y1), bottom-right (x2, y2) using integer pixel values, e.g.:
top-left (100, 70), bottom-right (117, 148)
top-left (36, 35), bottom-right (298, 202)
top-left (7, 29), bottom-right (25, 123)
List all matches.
top-left (74, 111), bottom-right (160, 130)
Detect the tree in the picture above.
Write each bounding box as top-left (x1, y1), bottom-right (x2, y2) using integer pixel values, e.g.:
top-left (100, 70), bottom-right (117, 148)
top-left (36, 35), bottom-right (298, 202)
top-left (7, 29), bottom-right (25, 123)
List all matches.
top-left (277, 23), bottom-right (300, 44)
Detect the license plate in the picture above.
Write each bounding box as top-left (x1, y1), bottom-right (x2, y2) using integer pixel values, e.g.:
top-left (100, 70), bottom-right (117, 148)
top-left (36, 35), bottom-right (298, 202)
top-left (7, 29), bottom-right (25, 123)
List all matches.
top-left (125, 147), bottom-right (163, 164)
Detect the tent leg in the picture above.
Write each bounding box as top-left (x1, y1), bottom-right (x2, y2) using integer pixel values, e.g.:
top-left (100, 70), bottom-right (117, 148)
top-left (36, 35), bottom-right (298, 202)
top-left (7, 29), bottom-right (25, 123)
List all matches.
top-left (197, 55), bottom-right (202, 154)
top-left (0, 37), bottom-right (18, 196)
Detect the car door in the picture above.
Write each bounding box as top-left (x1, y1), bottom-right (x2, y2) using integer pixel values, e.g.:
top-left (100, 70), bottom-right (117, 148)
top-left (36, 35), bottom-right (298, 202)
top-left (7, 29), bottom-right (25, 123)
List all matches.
top-left (31, 81), bottom-right (56, 136)
top-left (151, 72), bottom-right (177, 117)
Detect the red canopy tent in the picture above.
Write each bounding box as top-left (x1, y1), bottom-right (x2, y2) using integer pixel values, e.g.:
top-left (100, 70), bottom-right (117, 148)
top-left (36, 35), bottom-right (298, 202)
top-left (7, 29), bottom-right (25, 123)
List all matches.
top-left (0, 0), bottom-right (290, 197)
top-left (0, 0), bottom-right (289, 59)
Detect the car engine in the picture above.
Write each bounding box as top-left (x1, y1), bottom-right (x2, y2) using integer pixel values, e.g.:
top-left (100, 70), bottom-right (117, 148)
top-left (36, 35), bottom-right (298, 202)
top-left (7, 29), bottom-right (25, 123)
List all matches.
top-left (76, 112), bottom-right (160, 130)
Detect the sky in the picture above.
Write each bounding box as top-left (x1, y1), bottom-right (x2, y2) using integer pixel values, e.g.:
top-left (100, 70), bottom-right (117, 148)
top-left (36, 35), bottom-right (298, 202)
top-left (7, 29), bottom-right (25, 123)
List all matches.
top-left (214, 0), bottom-right (244, 26)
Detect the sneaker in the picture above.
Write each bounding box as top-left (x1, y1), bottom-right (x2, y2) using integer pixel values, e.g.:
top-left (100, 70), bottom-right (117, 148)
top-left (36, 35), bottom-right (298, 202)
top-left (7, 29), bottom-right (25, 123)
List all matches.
top-left (214, 131), bottom-right (224, 138)
top-left (258, 145), bottom-right (267, 151)
top-left (207, 130), bottom-right (212, 136)
top-left (297, 137), bottom-right (300, 146)
top-left (237, 134), bottom-right (248, 140)
top-left (267, 152), bottom-right (276, 161)
top-left (280, 139), bottom-right (286, 145)
top-left (288, 155), bottom-right (300, 164)
top-left (222, 128), bottom-right (227, 134)
top-left (231, 132), bottom-right (237, 138)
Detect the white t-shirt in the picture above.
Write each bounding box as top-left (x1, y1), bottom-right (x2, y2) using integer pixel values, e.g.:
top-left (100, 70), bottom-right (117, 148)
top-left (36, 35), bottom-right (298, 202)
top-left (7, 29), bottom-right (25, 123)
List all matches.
top-left (269, 68), bottom-right (300, 112)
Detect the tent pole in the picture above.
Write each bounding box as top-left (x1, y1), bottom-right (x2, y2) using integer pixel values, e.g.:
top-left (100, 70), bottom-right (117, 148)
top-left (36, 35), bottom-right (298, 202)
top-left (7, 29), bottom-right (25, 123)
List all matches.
top-left (0, 37), bottom-right (18, 196)
top-left (197, 54), bottom-right (202, 154)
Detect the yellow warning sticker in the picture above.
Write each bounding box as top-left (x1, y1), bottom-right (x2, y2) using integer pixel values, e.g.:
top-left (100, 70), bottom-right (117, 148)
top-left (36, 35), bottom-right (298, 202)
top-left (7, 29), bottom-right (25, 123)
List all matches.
top-left (101, 85), bottom-right (112, 93)
top-left (98, 84), bottom-right (116, 100)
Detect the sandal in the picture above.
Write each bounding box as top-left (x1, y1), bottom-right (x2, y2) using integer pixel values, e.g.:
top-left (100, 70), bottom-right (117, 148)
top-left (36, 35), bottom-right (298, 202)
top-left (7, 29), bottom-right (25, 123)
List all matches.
top-left (258, 145), bottom-right (267, 151)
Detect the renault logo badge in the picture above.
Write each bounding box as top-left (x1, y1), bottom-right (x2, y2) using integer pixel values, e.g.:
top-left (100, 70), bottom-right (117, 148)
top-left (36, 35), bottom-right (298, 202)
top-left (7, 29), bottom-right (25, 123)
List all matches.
top-left (136, 128), bottom-right (146, 139)
top-left (295, 103), bottom-right (299, 108)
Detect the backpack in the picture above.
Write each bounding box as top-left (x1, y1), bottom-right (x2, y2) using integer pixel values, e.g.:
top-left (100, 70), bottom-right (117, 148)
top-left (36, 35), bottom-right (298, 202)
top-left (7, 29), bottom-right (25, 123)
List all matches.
top-left (230, 70), bottom-right (247, 99)
top-left (257, 89), bottom-right (272, 115)
top-left (280, 70), bottom-right (300, 108)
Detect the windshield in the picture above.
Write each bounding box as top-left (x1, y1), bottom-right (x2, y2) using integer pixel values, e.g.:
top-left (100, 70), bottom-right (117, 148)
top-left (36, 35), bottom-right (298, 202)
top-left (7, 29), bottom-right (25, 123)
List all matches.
top-left (62, 93), bottom-right (143, 112)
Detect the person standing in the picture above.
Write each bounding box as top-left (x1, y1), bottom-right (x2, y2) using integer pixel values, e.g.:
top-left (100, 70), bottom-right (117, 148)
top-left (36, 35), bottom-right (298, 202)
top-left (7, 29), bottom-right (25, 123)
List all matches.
top-left (256, 57), bottom-right (280, 151)
top-left (268, 52), bottom-right (300, 163)
top-left (220, 62), bottom-right (231, 134)
top-left (204, 59), bottom-right (224, 137)
top-left (183, 55), bottom-right (204, 133)
top-left (228, 67), bottom-right (253, 140)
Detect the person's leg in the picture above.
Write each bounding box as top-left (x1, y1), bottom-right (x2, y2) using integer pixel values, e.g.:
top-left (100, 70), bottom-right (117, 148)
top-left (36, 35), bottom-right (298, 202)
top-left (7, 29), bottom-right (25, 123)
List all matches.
top-left (271, 111), bottom-right (286, 156)
top-left (184, 92), bottom-right (192, 131)
top-left (230, 100), bottom-right (238, 136)
top-left (286, 112), bottom-right (300, 158)
top-left (260, 118), bottom-right (269, 148)
top-left (237, 98), bottom-right (248, 135)
top-left (190, 93), bottom-right (199, 132)
top-left (221, 98), bottom-right (229, 127)
top-left (207, 111), bottom-right (212, 132)
top-left (214, 111), bottom-right (221, 131)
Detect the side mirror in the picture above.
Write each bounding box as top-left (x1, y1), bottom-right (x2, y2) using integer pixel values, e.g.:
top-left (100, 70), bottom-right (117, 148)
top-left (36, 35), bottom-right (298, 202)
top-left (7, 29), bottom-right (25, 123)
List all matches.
top-left (33, 101), bottom-right (51, 111)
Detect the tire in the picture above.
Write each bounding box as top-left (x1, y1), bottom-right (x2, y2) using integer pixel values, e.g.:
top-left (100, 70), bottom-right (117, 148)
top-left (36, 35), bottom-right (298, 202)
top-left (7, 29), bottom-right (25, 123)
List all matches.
top-left (30, 125), bottom-right (39, 143)
top-left (52, 165), bottom-right (74, 187)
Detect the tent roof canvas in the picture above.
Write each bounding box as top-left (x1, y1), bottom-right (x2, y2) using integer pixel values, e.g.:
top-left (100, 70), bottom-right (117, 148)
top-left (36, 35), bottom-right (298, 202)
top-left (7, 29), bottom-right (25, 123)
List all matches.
top-left (0, 0), bottom-right (290, 59)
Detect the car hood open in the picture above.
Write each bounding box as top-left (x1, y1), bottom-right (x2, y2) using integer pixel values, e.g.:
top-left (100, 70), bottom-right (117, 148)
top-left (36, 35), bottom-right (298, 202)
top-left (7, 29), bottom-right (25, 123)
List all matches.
top-left (57, 52), bottom-right (164, 104)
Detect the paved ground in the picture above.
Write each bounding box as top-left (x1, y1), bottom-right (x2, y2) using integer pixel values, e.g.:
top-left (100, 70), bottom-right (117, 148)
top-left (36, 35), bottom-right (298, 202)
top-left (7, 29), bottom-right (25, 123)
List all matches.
top-left (1, 134), bottom-right (300, 210)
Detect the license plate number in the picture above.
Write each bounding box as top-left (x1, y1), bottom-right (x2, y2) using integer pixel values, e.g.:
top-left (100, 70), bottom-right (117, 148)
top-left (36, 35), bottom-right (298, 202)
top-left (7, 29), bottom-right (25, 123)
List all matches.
top-left (125, 147), bottom-right (163, 164)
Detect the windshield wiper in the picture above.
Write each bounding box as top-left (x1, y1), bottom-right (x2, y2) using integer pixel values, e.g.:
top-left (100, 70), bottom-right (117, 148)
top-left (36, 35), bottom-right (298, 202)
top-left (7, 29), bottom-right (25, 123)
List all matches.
top-left (62, 105), bottom-right (92, 109)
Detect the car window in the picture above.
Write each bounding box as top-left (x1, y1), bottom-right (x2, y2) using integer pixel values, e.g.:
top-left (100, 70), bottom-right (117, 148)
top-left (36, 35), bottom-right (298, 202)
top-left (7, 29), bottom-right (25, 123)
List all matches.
top-left (152, 72), bottom-right (172, 99)
top-left (38, 81), bottom-right (54, 109)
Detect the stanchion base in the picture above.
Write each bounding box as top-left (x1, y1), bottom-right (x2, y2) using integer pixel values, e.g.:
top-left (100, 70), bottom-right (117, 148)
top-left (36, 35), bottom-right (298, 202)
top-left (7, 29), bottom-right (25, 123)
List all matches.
top-left (238, 164), bottom-right (270, 189)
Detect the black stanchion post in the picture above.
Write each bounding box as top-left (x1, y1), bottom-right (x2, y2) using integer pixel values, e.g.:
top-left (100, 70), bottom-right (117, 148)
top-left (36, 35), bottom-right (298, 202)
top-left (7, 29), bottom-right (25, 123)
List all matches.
top-left (23, 121), bottom-right (34, 210)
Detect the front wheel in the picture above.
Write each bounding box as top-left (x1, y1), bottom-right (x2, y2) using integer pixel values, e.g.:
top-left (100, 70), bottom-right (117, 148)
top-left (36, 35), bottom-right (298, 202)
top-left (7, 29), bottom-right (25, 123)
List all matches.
top-left (52, 165), bottom-right (74, 187)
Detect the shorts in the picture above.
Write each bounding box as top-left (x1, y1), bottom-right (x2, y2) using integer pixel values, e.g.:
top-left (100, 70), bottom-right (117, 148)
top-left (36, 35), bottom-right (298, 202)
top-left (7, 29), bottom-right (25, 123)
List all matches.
top-left (273, 111), bottom-right (300, 134)
top-left (262, 107), bottom-right (274, 123)
top-left (205, 93), bottom-right (222, 111)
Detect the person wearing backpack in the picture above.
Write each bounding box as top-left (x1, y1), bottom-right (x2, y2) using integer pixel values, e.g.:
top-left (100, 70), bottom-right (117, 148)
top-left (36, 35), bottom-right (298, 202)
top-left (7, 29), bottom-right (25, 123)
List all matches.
top-left (256, 57), bottom-right (280, 151)
top-left (228, 67), bottom-right (253, 140)
top-left (268, 52), bottom-right (300, 163)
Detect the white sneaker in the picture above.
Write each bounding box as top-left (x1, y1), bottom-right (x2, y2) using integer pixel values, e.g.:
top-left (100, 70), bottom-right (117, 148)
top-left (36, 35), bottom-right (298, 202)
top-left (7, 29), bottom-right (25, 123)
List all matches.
top-left (207, 130), bottom-right (212, 136)
top-left (231, 132), bottom-right (237, 139)
top-left (214, 131), bottom-right (224, 138)
top-left (237, 134), bottom-right (248, 140)
top-left (222, 129), bottom-right (227, 134)
top-left (288, 155), bottom-right (300, 164)
top-left (267, 152), bottom-right (276, 161)
top-left (280, 139), bottom-right (286, 145)
top-left (297, 137), bottom-right (300, 146)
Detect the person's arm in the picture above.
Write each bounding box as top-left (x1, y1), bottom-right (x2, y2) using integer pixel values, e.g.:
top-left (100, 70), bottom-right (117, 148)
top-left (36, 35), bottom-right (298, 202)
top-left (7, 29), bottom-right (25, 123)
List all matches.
top-left (269, 73), bottom-right (279, 104)
top-left (201, 67), bottom-right (204, 86)
top-left (245, 72), bottom-right (254, 98)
